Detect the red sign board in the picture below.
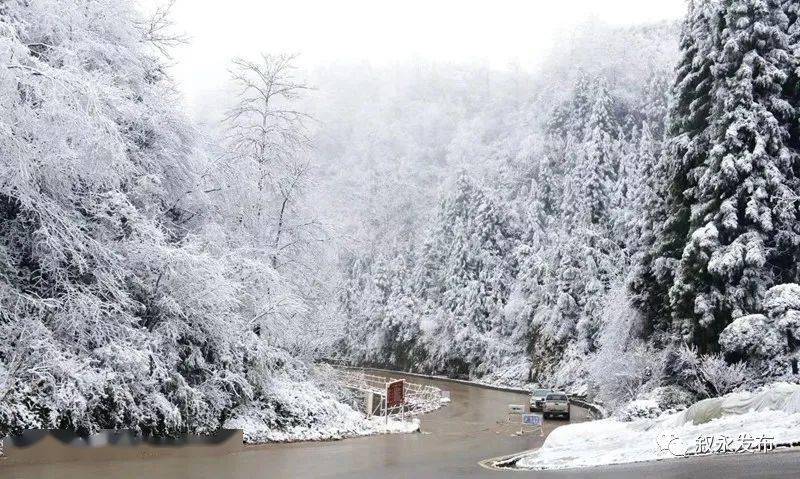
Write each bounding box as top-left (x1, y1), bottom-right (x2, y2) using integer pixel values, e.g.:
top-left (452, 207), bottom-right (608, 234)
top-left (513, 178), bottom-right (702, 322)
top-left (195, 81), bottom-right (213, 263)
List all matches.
top-left (386, 380), bottom-right (405, 408)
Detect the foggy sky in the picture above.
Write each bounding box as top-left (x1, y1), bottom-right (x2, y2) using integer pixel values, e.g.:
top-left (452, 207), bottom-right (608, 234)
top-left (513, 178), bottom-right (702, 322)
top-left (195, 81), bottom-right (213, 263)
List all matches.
top-left (142, 0), bottom-right (686, 113)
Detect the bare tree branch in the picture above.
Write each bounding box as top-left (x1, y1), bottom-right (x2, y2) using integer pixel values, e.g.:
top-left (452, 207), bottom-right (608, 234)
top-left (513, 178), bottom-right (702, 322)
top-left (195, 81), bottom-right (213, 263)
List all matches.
top-left (222, 53), bottom-right (319, 268)
top-left (136, 0), bottom-right (189, 58)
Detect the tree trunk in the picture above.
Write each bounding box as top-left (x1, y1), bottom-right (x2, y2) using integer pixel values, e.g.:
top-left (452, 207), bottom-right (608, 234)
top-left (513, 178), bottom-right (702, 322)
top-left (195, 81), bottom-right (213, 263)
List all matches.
top-left (272, 197), bottom-right (288, 268)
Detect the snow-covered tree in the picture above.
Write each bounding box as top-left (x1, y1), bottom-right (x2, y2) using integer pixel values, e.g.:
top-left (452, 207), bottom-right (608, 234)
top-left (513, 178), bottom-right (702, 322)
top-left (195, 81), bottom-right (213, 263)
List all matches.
top-left (569, 79), bottom-right (620, 226)
top-left (222, 53), bottom-right (316, 269)
top-left (631, 0), bottom-right (800, 355)
top-left (0, 0), bottom-right (202, 434)
top-left (670, 0), bottom-right (800, 348)
top-left (630, 0), bottom-right (724, 337)
top-left (547, 71), bottom-right (595, 137)
top-left (720, 283), bottom-right (800, 376)
top-left (613, 124), bottom-right (660, 251)
top-left (0, 0), bottom-right (344, 439)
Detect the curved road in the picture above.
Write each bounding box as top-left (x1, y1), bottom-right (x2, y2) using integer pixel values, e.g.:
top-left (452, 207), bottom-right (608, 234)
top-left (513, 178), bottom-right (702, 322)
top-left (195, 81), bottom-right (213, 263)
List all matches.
top-left (2, 371), bottom-right (800, 478)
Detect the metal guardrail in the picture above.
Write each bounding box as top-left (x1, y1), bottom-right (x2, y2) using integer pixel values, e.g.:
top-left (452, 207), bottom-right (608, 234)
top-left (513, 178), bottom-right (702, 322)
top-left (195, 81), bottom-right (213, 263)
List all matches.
top-left (327, 362), bottom-right (607, 419)
top-left (336, 369), bottom-right (444, 418)
top-left (568, 397), bottom-right (606, 419)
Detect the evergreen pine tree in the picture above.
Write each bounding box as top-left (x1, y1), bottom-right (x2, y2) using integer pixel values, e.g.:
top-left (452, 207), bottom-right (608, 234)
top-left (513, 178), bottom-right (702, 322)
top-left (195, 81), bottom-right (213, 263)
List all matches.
top-left (614, 124), bottom-right (660, 252)
top-left (630, 0), bottom-right (724, 337)
top-left (563, 79), bottom-right (619, 227)
top-left (633, 0), bottom-right (800, 351)
top-left (547, 71), bottom-right (595, 136)
top-left (670, 0), bottom-right (800, 349)
top-left (785, 0), bottom-right (800, 149)
top-left (533, 73), bottom-right (596, 226)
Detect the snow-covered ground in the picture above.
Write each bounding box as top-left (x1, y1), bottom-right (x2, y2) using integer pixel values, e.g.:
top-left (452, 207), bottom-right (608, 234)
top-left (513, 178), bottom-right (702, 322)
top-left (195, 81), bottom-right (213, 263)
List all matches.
top-left (222, 369), bottom-right (443, 444)
top-left (228, 410), bottom-right (420, 444)
top-left (514, 382), bottom-right (800, 470)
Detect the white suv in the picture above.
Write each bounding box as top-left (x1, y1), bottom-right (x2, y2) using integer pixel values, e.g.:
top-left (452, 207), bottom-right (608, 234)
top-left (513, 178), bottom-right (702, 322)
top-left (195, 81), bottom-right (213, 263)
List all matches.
top-left (542, 392), bottom-right (570, 420)
top-left (529, 388), bottom-right (551, 412)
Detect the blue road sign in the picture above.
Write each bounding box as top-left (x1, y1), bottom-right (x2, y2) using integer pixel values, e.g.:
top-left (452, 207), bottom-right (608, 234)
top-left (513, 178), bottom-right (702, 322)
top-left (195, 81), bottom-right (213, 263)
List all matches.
top-left (522, 413), bottom-right (543, 427)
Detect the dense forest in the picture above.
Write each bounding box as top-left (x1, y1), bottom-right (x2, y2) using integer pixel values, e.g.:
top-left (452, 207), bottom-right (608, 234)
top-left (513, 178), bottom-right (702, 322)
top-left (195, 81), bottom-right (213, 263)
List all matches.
top-left (335, 0), bottom-right (800, 410)
top-left (1, 0), bottom-right (799, 440)
top-left (330, 22), bottom-right (677, 394)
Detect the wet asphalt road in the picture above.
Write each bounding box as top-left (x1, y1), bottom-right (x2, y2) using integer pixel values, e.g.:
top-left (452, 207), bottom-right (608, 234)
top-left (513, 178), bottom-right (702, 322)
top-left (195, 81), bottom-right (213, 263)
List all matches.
top-left (2, 370), bottom-right (799, 478)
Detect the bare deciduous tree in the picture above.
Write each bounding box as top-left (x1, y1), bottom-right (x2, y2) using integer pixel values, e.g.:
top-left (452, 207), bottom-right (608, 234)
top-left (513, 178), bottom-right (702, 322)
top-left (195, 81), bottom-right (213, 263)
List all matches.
top-left (223, 53), bottom-right (315, 268)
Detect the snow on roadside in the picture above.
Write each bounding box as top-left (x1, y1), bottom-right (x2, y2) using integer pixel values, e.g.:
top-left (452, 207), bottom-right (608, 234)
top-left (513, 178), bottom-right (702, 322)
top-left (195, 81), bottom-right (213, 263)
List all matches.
top-left (515, 382), bottom-right (800, 470)
top-left (229, 409), bottom-right (420, 444)
top-left (224, 372), bottom-right (435, 444)
top-left (226, 398), bottom-right (421, 444)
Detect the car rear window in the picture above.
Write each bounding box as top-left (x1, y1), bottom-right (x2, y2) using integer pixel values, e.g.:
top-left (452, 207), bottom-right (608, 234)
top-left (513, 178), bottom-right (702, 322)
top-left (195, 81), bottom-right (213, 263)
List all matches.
top-left (546, 394), bottom-right (567, 401)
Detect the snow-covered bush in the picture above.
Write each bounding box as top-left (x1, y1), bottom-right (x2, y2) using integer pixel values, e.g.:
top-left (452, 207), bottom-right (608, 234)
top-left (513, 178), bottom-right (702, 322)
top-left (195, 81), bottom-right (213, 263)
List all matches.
top-left (719, 314), bottom-right (784, 359)
top-left (649, 385), bottom-right (694, 411)
top-left (589, 344), bottom-right (662, 410)
top-left (584, 286), bottom-right (662, 409)
top-left (616, 399), bottom-right (662, 421)
top-left (765, 284), bottom-right (800, 316)
top-left (720, 284), bottom-right (800, 377)
top-left (697, 354), bottom-right (749, 397)
top-left (663, 344), bottom-right (748, 399)
top-left (478, 357), bottom-right (533, 387)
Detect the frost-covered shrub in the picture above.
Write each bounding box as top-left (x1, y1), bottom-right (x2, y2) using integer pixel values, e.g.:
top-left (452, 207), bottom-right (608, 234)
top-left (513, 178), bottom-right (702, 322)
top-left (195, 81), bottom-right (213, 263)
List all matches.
top-left (663, 344), bottom-right (702, 392)
top-left (697, 354), bottom-right (749, 397)
top-left (616, 399), bottom-right (662, 421)
top-left (225, 379), bottom-right (368, 443)
top-left (719, 314), bottom-right (784, 359)
top-left (764, 284), bottom-right (800, 316)
top-left (588, 343), bottom-right (663, 410)
top-left (585, 286), bottom-right (661, 410)
top-left (480, 357), bottom-right (533, 386)
top-left (664, 345), bottom-right (748, 398)
top-left (649, 385), bottom-right (694, 411)
top-left (720, 284), bottom-right (800, 377)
